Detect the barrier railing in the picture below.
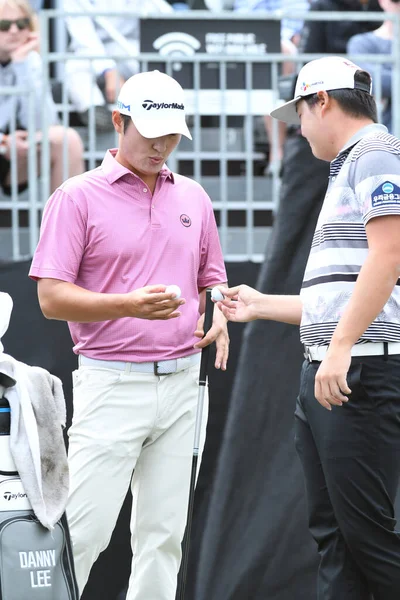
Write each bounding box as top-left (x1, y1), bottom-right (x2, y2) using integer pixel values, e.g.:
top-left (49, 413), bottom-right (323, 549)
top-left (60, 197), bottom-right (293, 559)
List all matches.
top-left (0, 10), bottom-right (398, 262)
top-left (0, 87), bottom-right (39, 260)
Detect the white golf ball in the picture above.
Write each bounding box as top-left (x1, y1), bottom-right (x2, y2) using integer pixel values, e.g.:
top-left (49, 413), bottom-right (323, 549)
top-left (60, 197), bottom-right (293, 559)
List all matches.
top-left (165, 284), bottom-right (181, 299)
top-left (211, 287), bottom-right (225, 302)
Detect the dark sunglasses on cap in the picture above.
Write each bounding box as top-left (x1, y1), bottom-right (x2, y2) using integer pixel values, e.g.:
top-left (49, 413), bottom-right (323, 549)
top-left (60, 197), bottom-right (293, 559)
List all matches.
top-left (0, 17), bottom-right (30, 32)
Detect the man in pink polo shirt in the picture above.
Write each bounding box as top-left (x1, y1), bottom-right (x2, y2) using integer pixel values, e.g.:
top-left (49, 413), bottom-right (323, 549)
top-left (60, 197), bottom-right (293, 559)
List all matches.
top-left (29, 70), bottom-right (228, 600)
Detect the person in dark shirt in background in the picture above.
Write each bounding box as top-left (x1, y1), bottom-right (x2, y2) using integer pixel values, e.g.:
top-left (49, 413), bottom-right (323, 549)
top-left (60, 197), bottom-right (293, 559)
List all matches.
top-left (300, 0), bottom-right (382, 55)
top-left (347, 0), bottom-right (399, 133)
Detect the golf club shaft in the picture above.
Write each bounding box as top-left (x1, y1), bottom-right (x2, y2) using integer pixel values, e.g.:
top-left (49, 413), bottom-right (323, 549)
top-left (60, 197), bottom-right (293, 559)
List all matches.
top-left (178, 288), bottom-right (214, 600)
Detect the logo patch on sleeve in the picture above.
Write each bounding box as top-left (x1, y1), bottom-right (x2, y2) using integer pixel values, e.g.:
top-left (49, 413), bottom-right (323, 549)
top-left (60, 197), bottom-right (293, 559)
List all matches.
top-left (371, 181), bottom-right (400, 207)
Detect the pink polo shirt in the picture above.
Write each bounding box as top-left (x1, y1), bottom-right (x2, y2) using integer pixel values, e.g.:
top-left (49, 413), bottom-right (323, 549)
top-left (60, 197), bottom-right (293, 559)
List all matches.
top-left (29, 150), bottom-right (227, 361)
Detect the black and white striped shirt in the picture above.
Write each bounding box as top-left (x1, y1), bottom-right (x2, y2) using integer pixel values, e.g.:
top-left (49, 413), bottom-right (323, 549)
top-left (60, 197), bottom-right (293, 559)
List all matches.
top-left (300, 123), bottom-right (400, 346)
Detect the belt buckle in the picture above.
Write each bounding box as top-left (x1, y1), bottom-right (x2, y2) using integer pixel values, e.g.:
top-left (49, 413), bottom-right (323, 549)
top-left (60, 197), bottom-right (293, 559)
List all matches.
top-left (153, 361), bottom-right (171, 376)
top-left (303, 346), bottom-right (312, 362)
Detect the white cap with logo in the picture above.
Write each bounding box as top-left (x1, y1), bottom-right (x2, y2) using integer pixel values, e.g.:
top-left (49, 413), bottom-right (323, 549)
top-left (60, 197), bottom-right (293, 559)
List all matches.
top-left (270, 56), bottom-right (372, 125)
top-left (117, 70), bottom-right (192, 140)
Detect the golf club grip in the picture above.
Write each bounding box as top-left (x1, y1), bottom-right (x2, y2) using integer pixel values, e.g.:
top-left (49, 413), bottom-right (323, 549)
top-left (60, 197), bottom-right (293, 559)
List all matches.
top-left (199, 288), bottom-right (214, 382)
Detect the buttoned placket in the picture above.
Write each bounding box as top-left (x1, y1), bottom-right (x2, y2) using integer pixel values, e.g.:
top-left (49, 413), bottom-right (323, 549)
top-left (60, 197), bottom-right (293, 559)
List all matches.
top-left (115, 167), bottom-right (172, 228)
top-left (147, 173), bottom-right (170, 229)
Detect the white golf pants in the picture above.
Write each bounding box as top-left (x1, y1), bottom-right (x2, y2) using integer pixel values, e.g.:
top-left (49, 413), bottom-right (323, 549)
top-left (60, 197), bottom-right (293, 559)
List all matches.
top-left (66, 357), bottom-right (208, 600)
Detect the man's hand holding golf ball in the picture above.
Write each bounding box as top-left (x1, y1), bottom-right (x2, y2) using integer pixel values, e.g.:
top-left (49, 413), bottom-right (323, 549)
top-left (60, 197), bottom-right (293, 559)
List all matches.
top-left (123, 284), bottom-right (185, 320)
top-left (142, 284), bottom-right (229, 371)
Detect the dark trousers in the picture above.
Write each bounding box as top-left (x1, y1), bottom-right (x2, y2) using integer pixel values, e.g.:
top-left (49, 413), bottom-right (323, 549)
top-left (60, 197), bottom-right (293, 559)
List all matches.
top-left (295, 356), bottom-right (400, 600)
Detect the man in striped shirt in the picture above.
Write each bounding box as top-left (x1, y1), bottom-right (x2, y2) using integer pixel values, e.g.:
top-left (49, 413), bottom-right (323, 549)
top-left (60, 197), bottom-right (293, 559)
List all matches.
top-left (216, 56), bottom-right (400, 599)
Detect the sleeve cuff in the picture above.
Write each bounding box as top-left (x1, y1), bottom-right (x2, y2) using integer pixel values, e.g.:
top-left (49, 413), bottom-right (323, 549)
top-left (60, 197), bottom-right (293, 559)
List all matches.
top-left (28, 267), bottom-right (77, 283)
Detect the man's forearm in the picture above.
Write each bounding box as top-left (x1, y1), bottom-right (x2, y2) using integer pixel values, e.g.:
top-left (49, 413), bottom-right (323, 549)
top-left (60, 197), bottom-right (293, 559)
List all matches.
top-left (254, 294), bottom-right (302, 325)
top-left (38, 280), bottom-right (126, 322)
top-left (330, 250), bottom-right (400, 351)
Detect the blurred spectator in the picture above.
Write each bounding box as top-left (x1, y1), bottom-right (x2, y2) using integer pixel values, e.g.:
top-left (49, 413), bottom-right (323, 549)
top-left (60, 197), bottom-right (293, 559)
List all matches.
top-left (0, 0), bottom-right (84, 194)
top-left (234, 0), bottom-right (308, 44)
top-left (62, 0), bottom-right (173, 129)
top-left (203, 0), bottom-right (236, 7)
top-left (233, 0), bottom-right (309, 174)
top-left (347, 0), bottom-right (398, 133)
top-left (166, 0), bottom-right (189, 8)
top-left (28, 0), bottom-right (44, 10)
top-left (300, 0), bottom-right (382, 54)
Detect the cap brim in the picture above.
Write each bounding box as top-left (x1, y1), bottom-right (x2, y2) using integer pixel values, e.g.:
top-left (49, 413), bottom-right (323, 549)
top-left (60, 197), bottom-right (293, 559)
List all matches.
top-left (269, 97), bottom-right (301, 124)
top-left (132, 118), bottom-right (192, 140)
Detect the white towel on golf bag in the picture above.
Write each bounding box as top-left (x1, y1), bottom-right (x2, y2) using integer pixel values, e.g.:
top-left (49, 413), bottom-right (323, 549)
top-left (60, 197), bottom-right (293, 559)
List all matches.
top-left (0, 292), bottom-right (69, 530)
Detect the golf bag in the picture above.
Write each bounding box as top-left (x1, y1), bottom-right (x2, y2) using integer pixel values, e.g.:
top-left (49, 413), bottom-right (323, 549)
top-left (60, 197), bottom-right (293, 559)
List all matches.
top-left (0, 394), bottom-right (79, 600)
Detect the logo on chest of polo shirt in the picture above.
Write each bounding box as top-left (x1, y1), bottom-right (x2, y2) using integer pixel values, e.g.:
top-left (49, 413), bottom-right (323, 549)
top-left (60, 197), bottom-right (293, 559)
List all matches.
top-left (371, 181), bottom-right (400, 207)
top-left (180, 214), bottom-right (191, 227)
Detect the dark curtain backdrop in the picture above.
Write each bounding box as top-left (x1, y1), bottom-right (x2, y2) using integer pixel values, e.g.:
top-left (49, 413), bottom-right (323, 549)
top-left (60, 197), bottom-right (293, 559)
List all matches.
top-left (195, 135), bottom-right (327, 600)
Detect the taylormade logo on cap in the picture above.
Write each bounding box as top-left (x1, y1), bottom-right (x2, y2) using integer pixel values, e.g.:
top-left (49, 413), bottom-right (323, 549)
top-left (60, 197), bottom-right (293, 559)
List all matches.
top-left (270, 56), bottom-right (372, 125)
top-left (117, 70), bottom-right (192, 140)
top-left (141, 100), bottom-right (184, 111)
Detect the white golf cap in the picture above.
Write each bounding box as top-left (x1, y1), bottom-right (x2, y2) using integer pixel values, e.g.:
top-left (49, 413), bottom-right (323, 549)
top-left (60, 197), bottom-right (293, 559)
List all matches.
top-left (270, 56), bottom-right (372, 125)
top-left (116, 70), bottom-right (192, 140)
